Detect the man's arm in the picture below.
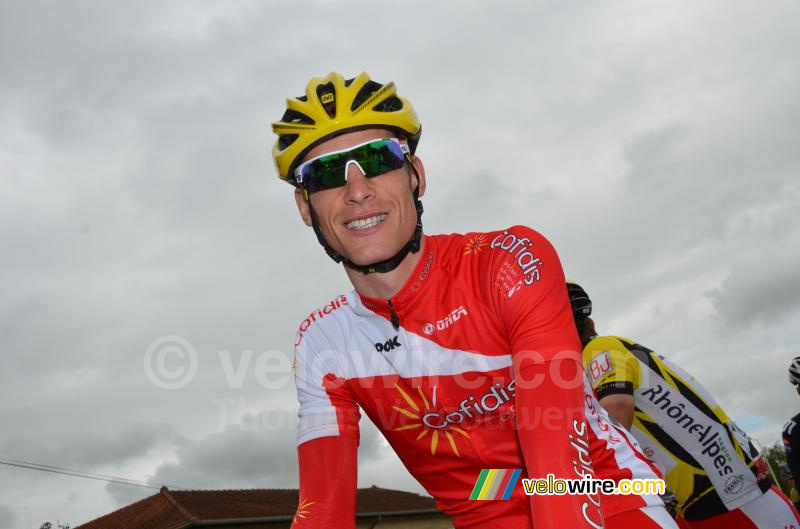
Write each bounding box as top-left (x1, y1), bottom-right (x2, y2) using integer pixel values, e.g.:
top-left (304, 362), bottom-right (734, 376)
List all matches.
top-left (490, 226), bottom-right (603, 528)
top-left (291, 332), bottom-right (360, 529)
top-left (582, 337), bottom-right (639, 431)
top-left (784, 418), bottom-right (800, 488)
top-left (598, 393), bottom-right (635, 430)
top-left (293, 436), bottom-right (357, 528)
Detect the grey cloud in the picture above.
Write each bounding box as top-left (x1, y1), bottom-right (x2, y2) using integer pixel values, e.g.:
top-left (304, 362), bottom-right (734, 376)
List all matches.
top-left (427, 170), bottom-right (515, 233)
top-left (427, 168), bottom-right (558, 235)
top-left (1, 422), bottom-right (183, 471)
top-left (707, 250), bottom-right (800, 329)
top-left (694, 340), bottom-right (800, 441)
top-left (623, 123), bottom-right (688, 190)
top-left (102, 484), bottom-right (153, 516)
top-left (620, 108), bottom-right (800, 250)
top-left (0, 506), bottom-right (14, 529)
top-left (356, 419), bottom-right (425, 493)
top-left (102, 408), bottom-right (387, 506)
top-left (149, 406), bottom-right (384, 489)
top-left (146, 419), bottom-right (297, 490)
top-left (358, 415), bottom-right (387, 463)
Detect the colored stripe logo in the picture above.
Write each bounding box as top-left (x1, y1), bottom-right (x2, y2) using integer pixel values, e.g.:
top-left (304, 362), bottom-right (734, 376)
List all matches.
top-left (469, 469), bottom-right (522, 500)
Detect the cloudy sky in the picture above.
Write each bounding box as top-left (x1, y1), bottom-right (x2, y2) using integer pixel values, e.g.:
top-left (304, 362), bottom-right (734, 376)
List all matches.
top-left (1, 0), bottom-right (799, 526)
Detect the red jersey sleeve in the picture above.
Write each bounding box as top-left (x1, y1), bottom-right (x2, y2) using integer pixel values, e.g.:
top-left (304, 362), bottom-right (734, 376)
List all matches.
top-left (292, 324), bottom-right (360, 528)
top-left (486, 226), bottom-right (580, 360)
top-left (488, 226), bottom-right (604, 528)
top-left (292, 436), bottom-right (358, 529)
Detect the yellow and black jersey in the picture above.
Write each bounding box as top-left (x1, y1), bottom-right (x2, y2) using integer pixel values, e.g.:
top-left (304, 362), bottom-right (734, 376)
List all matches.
top-left (582, 335), bottom-right (771, 521)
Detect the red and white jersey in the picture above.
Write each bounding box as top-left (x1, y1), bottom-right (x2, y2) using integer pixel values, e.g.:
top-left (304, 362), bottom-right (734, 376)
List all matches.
top-left (291, 226), bottom-right (667, 528)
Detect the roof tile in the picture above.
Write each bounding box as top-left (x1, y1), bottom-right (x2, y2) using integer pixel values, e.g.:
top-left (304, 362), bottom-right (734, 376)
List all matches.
top-left (74, 486), bottom-right (439, 528)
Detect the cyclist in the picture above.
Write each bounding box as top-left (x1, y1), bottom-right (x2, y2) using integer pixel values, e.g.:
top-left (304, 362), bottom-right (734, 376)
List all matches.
top-left (272, 72), bottom-right (676, 528)
top-left (779, 463), bottom-right (800, 513)
top-left (567, 280), bottom-right (800, 528)
top-left (783, 356), bottom-right (800, 511)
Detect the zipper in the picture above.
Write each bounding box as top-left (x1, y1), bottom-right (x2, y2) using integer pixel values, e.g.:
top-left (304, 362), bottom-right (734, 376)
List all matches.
top-left (386, 299), bottom-right (400, 331)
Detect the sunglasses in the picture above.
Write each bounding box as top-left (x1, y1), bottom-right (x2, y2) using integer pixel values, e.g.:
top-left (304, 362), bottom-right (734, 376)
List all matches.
top-left (295, 137), bottom-right (410, 193)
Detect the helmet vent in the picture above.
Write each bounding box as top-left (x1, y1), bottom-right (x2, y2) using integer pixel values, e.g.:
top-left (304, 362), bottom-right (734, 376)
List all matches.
top-left (316, 83), bottom-right (336, 119)
top-left (350, 80), bottom-right (383, 111)
top-left (278, 134), bottom-right (299, 150)
top-left (374, 95), bottom-right (403, 113)
top-left (280, 108), bottom-right (314, 125)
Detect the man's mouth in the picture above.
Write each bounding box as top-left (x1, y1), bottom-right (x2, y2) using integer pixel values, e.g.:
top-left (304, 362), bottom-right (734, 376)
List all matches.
top-left (345, 213), bottom-right (387, 230)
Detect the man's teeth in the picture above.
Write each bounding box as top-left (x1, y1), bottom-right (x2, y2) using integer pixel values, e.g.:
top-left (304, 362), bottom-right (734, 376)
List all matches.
top-left (346, 214), bottom-right (387, 230)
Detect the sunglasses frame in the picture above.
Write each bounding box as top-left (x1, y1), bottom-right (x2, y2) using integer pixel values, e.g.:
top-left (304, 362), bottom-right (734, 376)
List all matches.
top-left (295, 137), bottom-right (410, 193)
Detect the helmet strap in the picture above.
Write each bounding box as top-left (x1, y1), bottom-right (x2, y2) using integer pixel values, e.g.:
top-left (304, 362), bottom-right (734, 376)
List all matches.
top-left (306, 163), bottom-right (424, 274)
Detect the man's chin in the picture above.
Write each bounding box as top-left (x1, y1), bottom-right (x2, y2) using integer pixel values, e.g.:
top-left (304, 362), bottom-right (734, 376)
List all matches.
top-left (334, 231), bottom-right (413, 268)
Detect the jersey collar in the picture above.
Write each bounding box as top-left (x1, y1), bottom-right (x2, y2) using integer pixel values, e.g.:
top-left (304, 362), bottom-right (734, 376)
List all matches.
top-left (357, 234), bottom-right (437, 319)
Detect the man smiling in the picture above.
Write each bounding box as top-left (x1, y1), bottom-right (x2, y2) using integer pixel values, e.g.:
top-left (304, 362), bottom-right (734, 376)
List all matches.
top-left (272, 72), bottom-right (676, 528)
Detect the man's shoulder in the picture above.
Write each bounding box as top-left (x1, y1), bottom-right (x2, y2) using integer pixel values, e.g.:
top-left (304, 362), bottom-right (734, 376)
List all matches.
top-left (431, 225), bottom-right (552, 255)
top-left (584, 335), bottom-right (639, 356)
top-left (293, 292), bottom-right (355, 350)
top-left (582, 336), bottom-right (640, 376)
top-left (432, 225), bottom-right (554, 283)
top-left (786, 412), bottom-right (800, 433)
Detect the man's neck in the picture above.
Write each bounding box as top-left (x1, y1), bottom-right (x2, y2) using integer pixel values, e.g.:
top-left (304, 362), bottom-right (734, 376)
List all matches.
top-left (344, 237), bottom-right (426, 300)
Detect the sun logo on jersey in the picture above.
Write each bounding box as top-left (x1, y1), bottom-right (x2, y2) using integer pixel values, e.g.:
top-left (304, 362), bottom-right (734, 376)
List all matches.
top-left (391, 383), bottom-right (470, 456)
top-left (463, 234), bottom-right (488, 255)
top-left (293, 498), bottom-right (314, 525)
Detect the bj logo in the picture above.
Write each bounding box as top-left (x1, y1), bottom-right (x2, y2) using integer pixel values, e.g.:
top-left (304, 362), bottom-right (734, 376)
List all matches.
top-left (588, 351), bottom-right (612, 382)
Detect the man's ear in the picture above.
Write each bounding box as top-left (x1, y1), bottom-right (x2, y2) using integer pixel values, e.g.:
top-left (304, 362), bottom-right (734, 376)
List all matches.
top-left (409, 155), bottom-right (426, 198)
top-left (294, 188), bottom-right (313, 227)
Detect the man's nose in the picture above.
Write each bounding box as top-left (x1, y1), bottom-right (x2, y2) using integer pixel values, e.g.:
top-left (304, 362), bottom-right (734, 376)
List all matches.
top-left (343, 160), bottom-right (375, 203)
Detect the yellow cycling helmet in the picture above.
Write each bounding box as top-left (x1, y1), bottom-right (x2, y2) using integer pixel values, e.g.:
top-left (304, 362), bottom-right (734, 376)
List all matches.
top-left (271, 71), bottom-right (422, 186)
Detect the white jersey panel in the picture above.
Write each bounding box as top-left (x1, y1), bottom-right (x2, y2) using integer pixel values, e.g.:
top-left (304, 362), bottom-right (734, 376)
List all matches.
top-left (631, 355), bottom-right (762, 511)
top-left (294, 292), bottom-right (513, 445)
top-left (584, 377), bottom-right (665, 509)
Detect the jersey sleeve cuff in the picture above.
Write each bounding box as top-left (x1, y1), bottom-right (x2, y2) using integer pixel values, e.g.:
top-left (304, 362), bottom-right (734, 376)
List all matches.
top-left (595, 381), bottom-right (634, 400)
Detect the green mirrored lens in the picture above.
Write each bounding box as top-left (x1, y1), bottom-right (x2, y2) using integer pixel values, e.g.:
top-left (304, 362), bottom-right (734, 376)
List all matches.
top-left (301, 139), bottom-right (406, 192)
